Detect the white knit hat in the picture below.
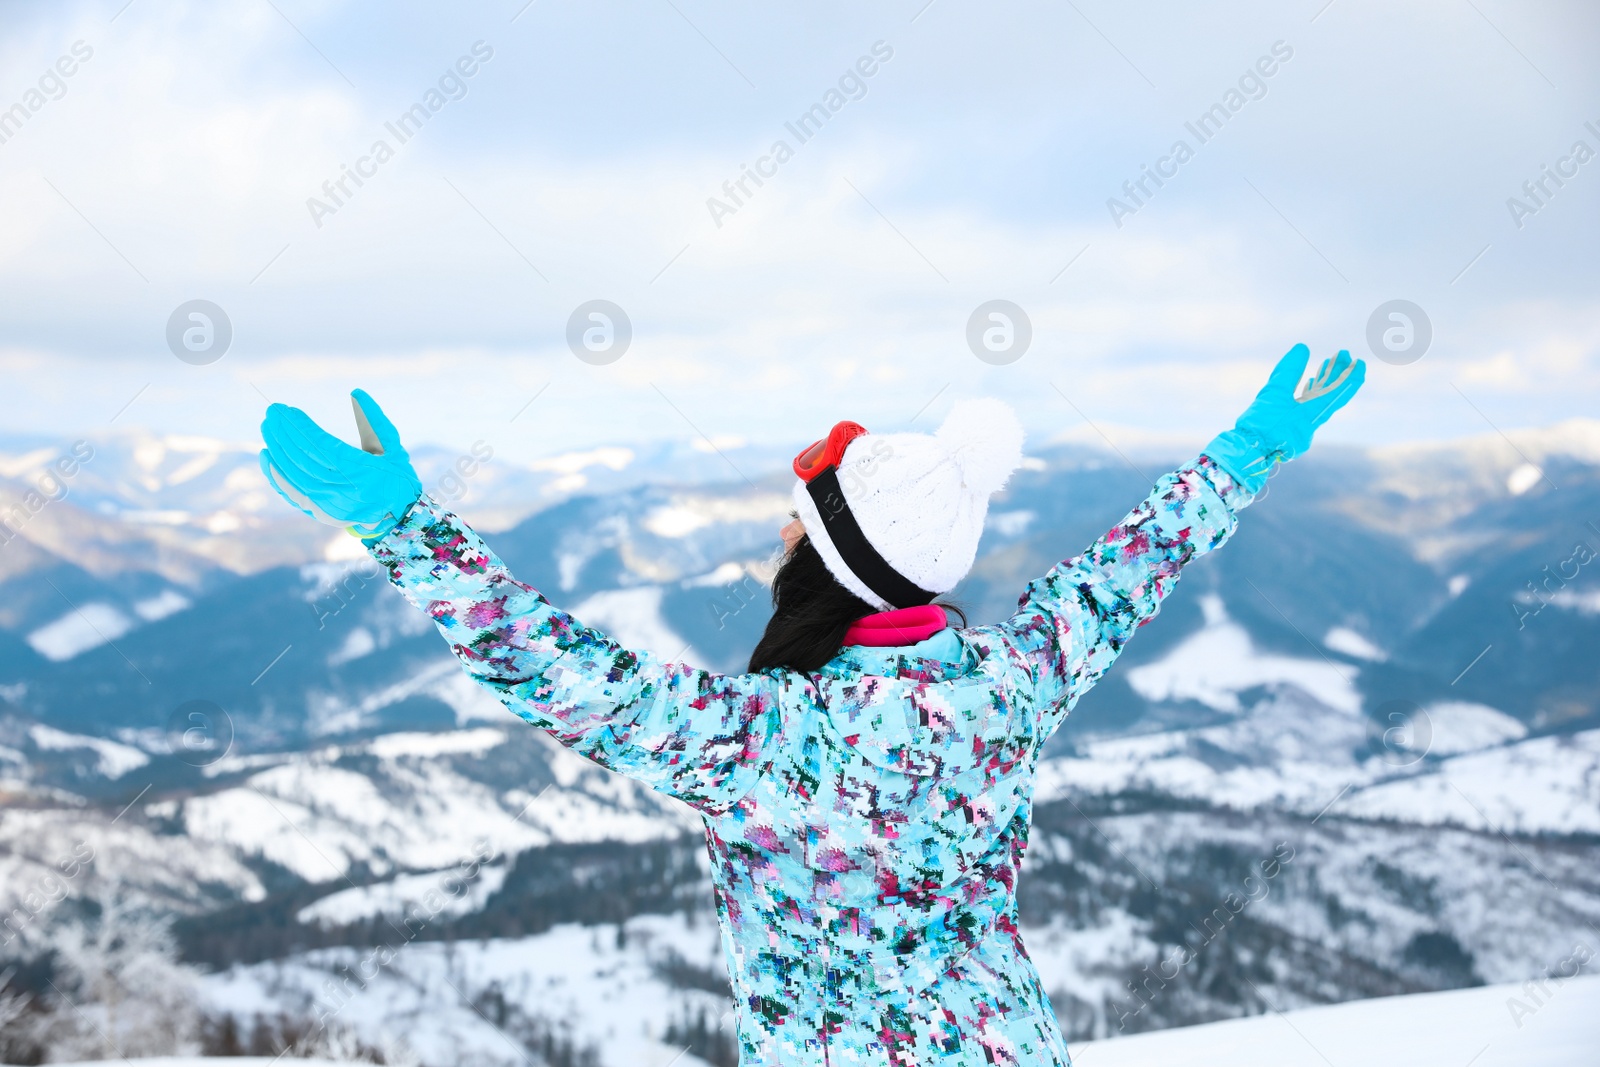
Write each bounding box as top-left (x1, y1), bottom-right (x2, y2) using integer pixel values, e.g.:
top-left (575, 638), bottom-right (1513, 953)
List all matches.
top-left (791, 398), bottom-right (1025, 611)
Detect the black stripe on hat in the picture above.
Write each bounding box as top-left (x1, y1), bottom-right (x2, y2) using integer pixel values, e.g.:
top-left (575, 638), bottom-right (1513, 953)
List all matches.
top-left (805, 466), bottom-right (937, 609)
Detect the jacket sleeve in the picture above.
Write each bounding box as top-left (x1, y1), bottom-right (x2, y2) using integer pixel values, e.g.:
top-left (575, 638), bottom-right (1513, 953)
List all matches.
top-left (366, 495), bottom-right (786, 817)
top-left (995, 454), bottom-right (1254, 745)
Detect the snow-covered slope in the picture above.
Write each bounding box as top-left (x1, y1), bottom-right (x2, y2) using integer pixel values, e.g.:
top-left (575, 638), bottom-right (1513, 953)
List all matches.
top-left (203, 914), bottom-right (731, 1067)
top-left (1342, 729), bottom-right (1600, 834)
top-left (164, 726), bottom-right (699, 882)
top-left (1073, 975), bottom-right (1600, 1067)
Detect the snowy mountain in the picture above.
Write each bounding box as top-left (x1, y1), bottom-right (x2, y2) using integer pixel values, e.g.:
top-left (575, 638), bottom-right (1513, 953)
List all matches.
top-left (2, 421), bottom-right (1599, 1064)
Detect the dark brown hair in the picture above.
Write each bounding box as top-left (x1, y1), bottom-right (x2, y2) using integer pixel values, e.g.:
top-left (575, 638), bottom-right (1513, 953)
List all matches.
top-left (747, 534), bottom-right (964, 674)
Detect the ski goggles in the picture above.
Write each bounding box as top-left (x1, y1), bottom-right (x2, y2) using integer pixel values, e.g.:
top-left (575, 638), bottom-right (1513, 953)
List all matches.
top-left (793, 420), bottom-right (869, 483)
top-left (792, 419), bottom-right (936, 609)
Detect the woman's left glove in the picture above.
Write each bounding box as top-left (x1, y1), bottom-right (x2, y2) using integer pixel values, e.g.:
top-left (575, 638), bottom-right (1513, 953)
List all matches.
top-left (259, 389), bottom-right (423, 542)
top-left (1204, 343), bottom-right (1366, 494)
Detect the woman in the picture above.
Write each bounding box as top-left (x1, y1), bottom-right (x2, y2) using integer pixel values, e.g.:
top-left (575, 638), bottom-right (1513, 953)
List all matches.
top-left (258, 344), bottom-right (1364, 1065)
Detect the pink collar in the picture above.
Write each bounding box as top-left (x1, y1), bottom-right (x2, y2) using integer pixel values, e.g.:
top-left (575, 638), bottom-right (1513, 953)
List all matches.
top-left (842, 604), bottom-right (949, 647)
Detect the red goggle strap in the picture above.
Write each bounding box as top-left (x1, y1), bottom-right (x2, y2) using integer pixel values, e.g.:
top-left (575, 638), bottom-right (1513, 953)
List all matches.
top-left (793, 420), bottom-right (869, 482)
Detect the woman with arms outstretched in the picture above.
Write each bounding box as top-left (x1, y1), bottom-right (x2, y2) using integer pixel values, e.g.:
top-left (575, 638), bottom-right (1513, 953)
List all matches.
top-left (259, 344), bottom-right (1364, 1065)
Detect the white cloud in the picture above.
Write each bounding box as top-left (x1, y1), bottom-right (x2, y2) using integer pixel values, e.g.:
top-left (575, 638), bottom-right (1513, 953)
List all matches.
top-left (0, 0), bottom-right (1594, 454)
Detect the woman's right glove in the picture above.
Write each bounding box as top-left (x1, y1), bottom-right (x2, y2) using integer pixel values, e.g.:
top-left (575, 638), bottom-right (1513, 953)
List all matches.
top-left (1203, 343), bottom-right (1366, 494)
top-left (258, 389), bottom-right (423, 543)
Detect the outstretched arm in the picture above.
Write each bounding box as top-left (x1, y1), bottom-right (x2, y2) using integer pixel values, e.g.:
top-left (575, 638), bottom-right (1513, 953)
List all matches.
top-left (366, 497), bottom-right (784, 816)
top-left (997, 454), bottom-right (1252, 740)
top-left (998, 344), bottom-right (1365, 745)
top-left (258, 392), bottom-right (785, 817)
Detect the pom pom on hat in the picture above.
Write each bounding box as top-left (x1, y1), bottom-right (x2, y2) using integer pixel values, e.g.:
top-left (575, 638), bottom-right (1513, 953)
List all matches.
top-left (935, 398), bottom-right (1025, 496)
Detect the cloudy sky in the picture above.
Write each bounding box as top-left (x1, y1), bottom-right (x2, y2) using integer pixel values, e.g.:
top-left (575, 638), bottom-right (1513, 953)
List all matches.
top-left (0, 0), bottom-right (1595, 464)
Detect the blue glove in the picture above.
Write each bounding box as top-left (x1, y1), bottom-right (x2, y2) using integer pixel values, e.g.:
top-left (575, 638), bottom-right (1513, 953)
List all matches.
top-left (259, 389), bottom-right (423, 542)
top-left (1204, 343), bottom-right (1366, 494)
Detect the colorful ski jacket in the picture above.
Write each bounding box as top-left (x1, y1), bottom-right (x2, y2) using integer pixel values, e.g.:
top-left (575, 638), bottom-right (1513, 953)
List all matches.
top-left (367, 454), bottom-right (1254, 1065)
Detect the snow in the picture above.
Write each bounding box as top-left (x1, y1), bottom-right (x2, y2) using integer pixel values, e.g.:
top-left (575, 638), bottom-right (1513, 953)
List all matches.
top-left (1422, 701), bottom-right (1527, 756)
top-left (296, 864), bottom-right (508, 928)
top-left (640, 492), bottom-right (789, 538)
top-left (1037, 673), bottom-right (1592, 834)
top-left (26, 603), bottom-right (135, 661)
top-left (120, 509), bottom-right (191, 525)
top-left (133, 589), bottom-right (191, 621)
top-left (366, 728), bottom-right (507, 760)
top-left (1031, 593), bottom-right (1591, 833)
top-left (48, 1060), bottom-right (347, 1067)
top-left (178, 732), bottom-right (692, 882)
top-left (1005, 806), bottom-right (1600, 1047)
top-left (323, 527), bottom-right (369, 560)
top-left (1124, 596), bottom-right (1361, 714)
top-left (0, 806), bottom-right (268, 934)
top-left (182, 769), bottom-right (385, 882)
top-left (1506, 462), bottom-right (1543, 495)
top-left (424, 668), bottom-right (511, 725)
top-left (1039, 684), bottom-right (1368, 815)
top-left (298, 558), bottom-right (386, 602)
top-left (988, 509), bottom-right (1036, 537)
top-left (1027, 907), bottom-right (1153, 1011)
top-left (201, 914), bottom-right (729, 1067)
top-left (683, 561), bottom-right (748, 587)
top-left (0, 445), bottom-right (60, 477)
top-left (643, 505), bottom-right (714, 538)
top-left (198, 751), bottom-right (295, 779)
top-left (1342, 729), bottom-right (1600, 835)
top-left (165, 449), bottom-right (219, 485)
top-left (528, 446), bottom-right (633, 476)
top-left (29, 724), bottom-right (150, 778)
top-left (1072, 976), bottom-right (1600, 1066)
top-left (24, 593), bottom-right (189, 660)
top-left (193, 930), bottom-right (1600, 1067)
top-left (1547, 586), bottom-right (1600, 615)
top-left (690, 434), bottom-right (745, 453)
top-left (328, 625), bottom-right (377, 664)
top-left (1324, 625), bottom-right (1387, 661)
top-left (300, 660), bottom-right (468, 738)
